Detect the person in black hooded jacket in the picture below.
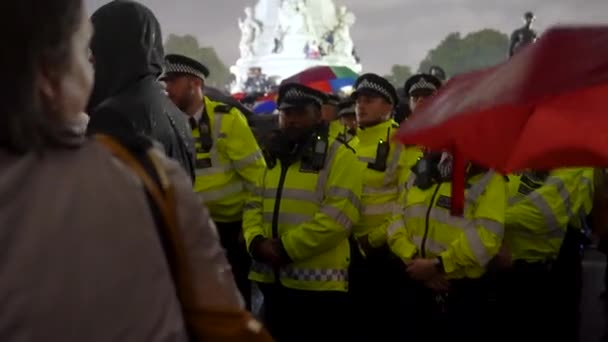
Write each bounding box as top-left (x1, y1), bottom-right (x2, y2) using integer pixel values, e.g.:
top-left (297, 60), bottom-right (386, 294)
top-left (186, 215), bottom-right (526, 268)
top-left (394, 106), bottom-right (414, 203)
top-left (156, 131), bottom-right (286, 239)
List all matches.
top-left (87, 0), bottom-right (195, 180)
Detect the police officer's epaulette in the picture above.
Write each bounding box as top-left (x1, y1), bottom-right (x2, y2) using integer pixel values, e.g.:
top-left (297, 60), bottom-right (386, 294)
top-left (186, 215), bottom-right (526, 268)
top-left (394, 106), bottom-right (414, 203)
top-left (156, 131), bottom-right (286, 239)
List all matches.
top-left (214, 104), bottom-right (234, 114)
top-left (335, 135), bottom-right (356, 154)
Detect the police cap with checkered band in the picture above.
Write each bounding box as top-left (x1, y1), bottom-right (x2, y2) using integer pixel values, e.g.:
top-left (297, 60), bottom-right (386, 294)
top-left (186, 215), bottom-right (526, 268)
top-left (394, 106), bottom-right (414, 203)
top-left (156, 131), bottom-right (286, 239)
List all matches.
top-left (404, 73), bottom-right (442, 97)
top-left (351, 73), bottom-right (399, 107)
top-left (337, 98), bottom-right (356, 118)
top-left (324, 93), bottom-right (341, 107)
top-left (161, 54), bottom-right (210, 81)
top-left (277, 83), bottom-right (328, 110)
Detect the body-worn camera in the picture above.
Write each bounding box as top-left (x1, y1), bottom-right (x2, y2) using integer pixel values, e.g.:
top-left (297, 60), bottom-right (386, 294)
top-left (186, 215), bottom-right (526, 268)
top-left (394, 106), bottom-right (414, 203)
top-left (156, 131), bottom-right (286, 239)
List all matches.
top-left (412, 152), bottom-right (443, 189)
top-left (367, 127), bottom-right (392, 172)
top-left (301, 129), bottom-right (329, 172)
top-left (198, 121), bottom-right (213, 152)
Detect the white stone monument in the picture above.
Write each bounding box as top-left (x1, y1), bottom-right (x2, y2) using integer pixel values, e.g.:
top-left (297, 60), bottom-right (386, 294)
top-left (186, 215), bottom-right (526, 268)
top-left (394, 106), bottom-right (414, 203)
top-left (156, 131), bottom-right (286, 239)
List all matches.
top-left (230, 0), bottom-right (363, 94)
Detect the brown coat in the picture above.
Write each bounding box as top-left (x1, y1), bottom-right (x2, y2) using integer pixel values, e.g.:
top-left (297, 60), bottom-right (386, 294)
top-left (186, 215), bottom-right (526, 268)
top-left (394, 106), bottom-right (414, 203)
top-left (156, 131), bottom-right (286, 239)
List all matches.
top-left (0, 135), bottom-right (243, 341)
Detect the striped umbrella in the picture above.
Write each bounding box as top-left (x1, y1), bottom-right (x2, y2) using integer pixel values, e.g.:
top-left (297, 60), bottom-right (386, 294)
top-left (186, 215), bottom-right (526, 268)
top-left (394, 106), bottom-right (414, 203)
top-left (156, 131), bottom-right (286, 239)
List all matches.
top-left (281, 66), bottom-right (359, 93)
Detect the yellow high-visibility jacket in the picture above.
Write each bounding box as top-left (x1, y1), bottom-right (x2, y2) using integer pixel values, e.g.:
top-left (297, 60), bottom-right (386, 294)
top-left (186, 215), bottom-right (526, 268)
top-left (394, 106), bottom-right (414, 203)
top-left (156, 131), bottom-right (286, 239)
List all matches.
top-left (506, 168), bottom-right (594, 262)
top-left (353, 120), bottom-right (422, 249)
top-left (193, 96), bottom-right (266, 223)
top-left (243, 135), bottom-right (363, 292)
top-left (329, 120), bottom-right (358, 147)
top-left (389, 171), bottom-right (507, 279)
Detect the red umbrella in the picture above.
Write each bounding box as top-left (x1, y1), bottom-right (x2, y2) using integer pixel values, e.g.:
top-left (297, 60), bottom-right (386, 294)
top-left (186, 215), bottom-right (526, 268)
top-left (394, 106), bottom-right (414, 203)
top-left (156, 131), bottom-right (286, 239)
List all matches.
top-left (395, 26), bottom-right (608, 215)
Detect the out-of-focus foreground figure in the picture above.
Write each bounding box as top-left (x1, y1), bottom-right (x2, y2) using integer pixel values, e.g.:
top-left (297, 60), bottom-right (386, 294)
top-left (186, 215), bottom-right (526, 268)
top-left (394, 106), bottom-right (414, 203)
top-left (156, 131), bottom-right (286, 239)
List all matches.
top-left (0, 0), bottom-right (267, 341)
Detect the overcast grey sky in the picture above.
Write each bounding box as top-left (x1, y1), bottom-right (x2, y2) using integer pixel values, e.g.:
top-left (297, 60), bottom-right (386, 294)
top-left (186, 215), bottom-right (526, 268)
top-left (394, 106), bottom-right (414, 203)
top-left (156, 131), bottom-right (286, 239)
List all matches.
top-left (86, 0), bottom-right (608, 74)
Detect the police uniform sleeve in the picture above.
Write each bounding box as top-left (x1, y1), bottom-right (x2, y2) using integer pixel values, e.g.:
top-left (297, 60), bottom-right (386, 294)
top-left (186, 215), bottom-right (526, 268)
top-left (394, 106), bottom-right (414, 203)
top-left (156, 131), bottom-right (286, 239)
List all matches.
top-left (440, 173), bottom-right (507, 276)
top-left (388, 180), bottom-right (417, 262)
top-left (576, 168), bottom-right (595, 217)
top-left (368, 146), bottom-right (422, 249)
top-left (224, 107), bottom-right (267, 191)
top-left (387, 207), bottom-right (418, 263)
top-left (281, 144), bottom-right (363, 262)
top-left (387, 147), bottom-right (423, 262)
top-left (243, 172), bottom-right (266, 254)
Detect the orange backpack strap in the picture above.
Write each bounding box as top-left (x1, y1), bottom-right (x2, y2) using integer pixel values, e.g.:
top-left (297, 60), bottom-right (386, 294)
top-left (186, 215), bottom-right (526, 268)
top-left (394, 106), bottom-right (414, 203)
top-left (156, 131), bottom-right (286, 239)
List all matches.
top-left (95, 134), bottom-right (186, 282)
top-left (95, 134), bottom-right (176, 228)
top-left (95, 134), bottom-right (274, 342)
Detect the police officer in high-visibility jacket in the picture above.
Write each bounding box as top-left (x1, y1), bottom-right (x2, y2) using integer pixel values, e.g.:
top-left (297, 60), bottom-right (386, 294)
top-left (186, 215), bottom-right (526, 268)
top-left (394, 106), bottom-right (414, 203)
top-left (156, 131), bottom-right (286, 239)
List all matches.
top-left (348, 73), bottom-right (421, 341)
top-left (495, 168), bottom-right (594, 342)
top-left (161, 54), bottom-right (266, 308)
top-left (322, 93), bottom-right (343, 138)
top-left (388, 151), bottom-right (506, 341)
top-left (336, 98), bottom-right (359, 147)
top-left (243, 83), bottom-right (362, 341)
top-left (404, 73), bottom-right (443, 112)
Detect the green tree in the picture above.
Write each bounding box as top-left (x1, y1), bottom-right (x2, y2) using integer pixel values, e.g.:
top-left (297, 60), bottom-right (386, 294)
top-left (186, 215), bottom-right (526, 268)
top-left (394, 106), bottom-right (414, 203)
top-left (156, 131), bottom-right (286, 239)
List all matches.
top-left (418, 29), bottom-right (509, 77)
top-left (164, 34), bottom-right (231, 88)
top-left (383, 64), bottom-right (413, 88)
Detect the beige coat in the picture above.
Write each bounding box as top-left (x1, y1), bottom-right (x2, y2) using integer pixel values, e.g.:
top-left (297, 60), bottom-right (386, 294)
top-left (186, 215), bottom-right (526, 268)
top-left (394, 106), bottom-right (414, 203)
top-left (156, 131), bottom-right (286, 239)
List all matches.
top-left (0, 134), bottom-right (243, 341)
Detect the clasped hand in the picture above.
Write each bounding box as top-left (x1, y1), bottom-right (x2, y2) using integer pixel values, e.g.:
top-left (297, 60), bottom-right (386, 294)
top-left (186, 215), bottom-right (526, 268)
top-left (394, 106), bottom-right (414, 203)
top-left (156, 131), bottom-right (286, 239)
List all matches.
top-left (254, 238), bottom-right (287, 267)
top-left (406, 258), bottom-right (449, 292)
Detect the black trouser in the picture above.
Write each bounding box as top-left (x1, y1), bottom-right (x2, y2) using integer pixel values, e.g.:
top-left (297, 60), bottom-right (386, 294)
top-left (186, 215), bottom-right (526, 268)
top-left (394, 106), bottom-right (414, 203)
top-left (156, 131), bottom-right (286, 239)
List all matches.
top-left (555, 226), bottom-right (584, 341)
top-left (605, 254), bottom-right (608, 292)
top-left (216, 221), bottom-right (251, 309)
top-left (349, 244), bottom-right (412, 342)
top-left (496, 236), bottom-right (583, 342)
top-left (496, 261), bottom-right (557, 342)
top-left (408, 276), bottom-right (493, 342)
top-left (601, 239), bottom-right (608, 293)
top-left (258, 284), bottom-right (351, 342)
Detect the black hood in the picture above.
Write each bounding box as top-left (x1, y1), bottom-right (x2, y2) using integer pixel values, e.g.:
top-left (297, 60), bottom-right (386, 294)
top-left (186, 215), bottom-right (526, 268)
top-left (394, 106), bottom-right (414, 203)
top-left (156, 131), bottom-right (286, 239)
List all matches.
top-left (88, 0), bottom-right (164, 111)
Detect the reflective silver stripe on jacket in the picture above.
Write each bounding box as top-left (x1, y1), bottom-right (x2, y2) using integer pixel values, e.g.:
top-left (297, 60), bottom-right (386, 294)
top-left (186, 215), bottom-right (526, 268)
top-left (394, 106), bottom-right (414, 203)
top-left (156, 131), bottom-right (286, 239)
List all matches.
top-left (580, 174), bottom-right (593, 201)
top-left (358, 156), bottom-right (375, 164)
top-left (254, 139), bottom-right (356, 230)
top-left (406, 172), bottom-right (416, 190)
top-left (262, 188), bottom-right (319, 203)
top-left (259, 206), bottom-right (354, 232)
top-left (314, 139), bottom-right (343, 199)
top-left (384, 144), bottom-right (403, 186)
top-left (262, 212), bottom-right (313, 226)
top-left (317, 140), bottom-right (358, 230)
top-left (363, 185), bottom-right (398, 196)
top-left (405, 205), bottom-right (503, 265)
top-left (363, 202), bottom-right (396, 216)
top-left (233, 150), bottom-right (264, 170)
top-left (251, 261), bottom-right (347, 282)
top-left (412, 235), bottom-right (448, 255)
top-left (198, 181), bottom-right (244, 202)
top-left (195, 113), bottom-right (232, 177)
top-left (403, 171), bottom-right (500, 265)
top-left (508, 175), bottom-right (576, 240)
top-left (386, 217), bottom-right (406, 237)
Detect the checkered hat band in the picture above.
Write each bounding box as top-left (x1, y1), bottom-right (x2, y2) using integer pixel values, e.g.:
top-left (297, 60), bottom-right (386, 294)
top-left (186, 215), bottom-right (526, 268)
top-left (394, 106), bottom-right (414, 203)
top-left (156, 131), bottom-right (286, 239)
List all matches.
top-left (165, 62), bottom-right (206, 80)
top-left (356, 79), bottom-right (393, 104)
top-left (409, 78), bottom-right (437, 94)
top-left (338, 107), bottom-right (355, 116)
top-left (283, 88), bottom-right (323, 106)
